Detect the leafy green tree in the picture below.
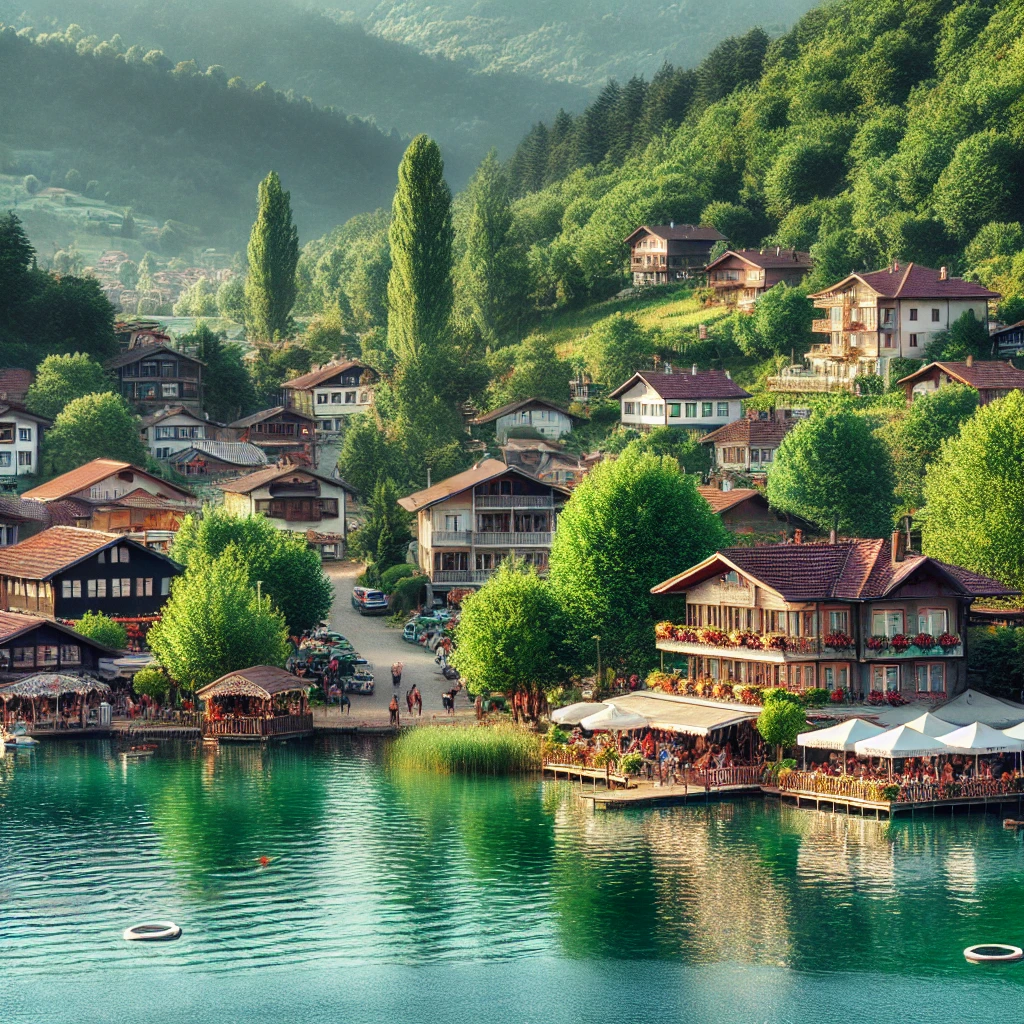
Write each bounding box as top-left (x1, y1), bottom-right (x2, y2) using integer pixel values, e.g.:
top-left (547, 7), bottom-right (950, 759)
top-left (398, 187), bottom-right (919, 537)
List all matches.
top-left (180, 324), bottom-right (257, 422)
top-left (967, 626), bottom-right (1024, 700)
top-left (701, 201), bottom-right (764, 248)
top-left (452, 559), bottom-right (566, 702)
top-left (631, 426), bottom-right (712, 475)
top-left (120, 209), bottom-right (136, 239)
top-left (44, 393), bottom-right (147, 474)
top-left (756, 700), bottom-right (806, 760)
top-left (132, 667), bottom-right (171, 702)
top-left (217, 276), bottom-right (246, 321)
top-left (170, 506), bottom-right (333, 634)
top-left (64, 168), bottom-right (84, 193)
top-left (173, 277), bottom-right (219, 316)
top-left (767, 408), bottom-right (897, 537)
top-left (25, 353), bottom-right (112, 420)
top-left (349, 478), bottom-right (413, 573)
top-left (148, 547), bottom-right (290, 691)
top-left (733, 283), bottom-right (813, 359)
top-left (924, 309), bottom-right (991, 362)
top-left (964, 222), bottom-right (1024, 271)
top-left (117, 260), bottom-right (139, 289)
top-left (245, 171), bottom-right (300, 342)
top-left (483, 334), bottom-right (573, 408)
top-left (337, 412), bottom-right (407, 495)
top-left (934, 132), bottom-right (1023, 240)
top-left (303, 309), bottom-right (358, 364)
top-left (584, 313), bottom-right (656, 388)
top-left (548, 443), bottom-right (730, 672)
top-left (23, 174), bottom-right (41, 195)
top-left (921, 390), bottom-right (1024, 588)
top-left (879, 383), bottom-right (978, 513)
top-left (72, 611), bottom-right (128, 649)
top-left (458, 150), bottom-right (530, 346)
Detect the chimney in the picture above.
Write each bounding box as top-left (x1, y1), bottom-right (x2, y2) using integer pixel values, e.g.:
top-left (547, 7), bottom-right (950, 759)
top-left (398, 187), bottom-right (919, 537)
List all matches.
top-left (725, 370), bottom-right (731, 379)
top-left (692, 364), bottom-right (698, 375)
top-left (892, 260), bottom-right (899, 273)
top-left (793, 528), bottom-right (803, 545)
top-left (939, 265), bottom-right (948, 281)
top-left (670, 220), bottom-right (675, 229)
top-left (891, 530), bottom-right (906, 565)
top-left (829, 528), bottom-right (837, 544)
top-left (966, 354), bottom-right (974, 367)
top-left (663, 362), bottom-right (672, 374)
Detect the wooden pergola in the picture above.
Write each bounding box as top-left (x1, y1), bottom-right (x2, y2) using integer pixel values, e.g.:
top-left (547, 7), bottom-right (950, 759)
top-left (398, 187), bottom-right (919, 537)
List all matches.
top-left (0, 673), bottom-right (112, 735)
top-left (197, 666), bottom-right (312, 742)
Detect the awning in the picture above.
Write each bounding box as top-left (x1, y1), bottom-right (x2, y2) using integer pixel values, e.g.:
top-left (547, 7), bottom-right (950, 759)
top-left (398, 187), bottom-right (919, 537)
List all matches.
top-left (854, 725), bottom-right (949, 758)
top-left (936, 721), bottom-right (1023, 755)
top-left (903, 711), bottom-right (952, 737)
top-left (580, 705), bottom-right (648, 732)
top-left (934, 689), bottom-right (1024, 729)
top-left (551, 701), bottom-right (609, 726)
top-left (607, 693), bottom-right (757, 737)
top-left (0, 674), bottom-right (111, 698)
top-left (798, 718), bottom-right (883, 751)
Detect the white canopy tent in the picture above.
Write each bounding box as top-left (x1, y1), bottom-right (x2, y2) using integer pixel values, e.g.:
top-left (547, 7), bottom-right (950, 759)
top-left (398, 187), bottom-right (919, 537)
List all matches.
top-left (936, 722), bottom-right (1024, 755)
top-left (798, 718), bottom-right (884, 751)
top-left (903, 711), bottom-right (953, 737)
top-left (551, 702), bottom-right (609, 726)
top-left (579, 705), bottom-right (649, 733)
top-left (1002, 721), bottom-right (1024, 741)
top-left (854, 725), bottom-right (949, 759)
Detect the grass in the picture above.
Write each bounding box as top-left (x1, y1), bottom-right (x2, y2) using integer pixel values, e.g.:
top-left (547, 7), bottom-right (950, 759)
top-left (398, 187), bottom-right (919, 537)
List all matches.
top-left (388, 724), bottom-right (543, 775)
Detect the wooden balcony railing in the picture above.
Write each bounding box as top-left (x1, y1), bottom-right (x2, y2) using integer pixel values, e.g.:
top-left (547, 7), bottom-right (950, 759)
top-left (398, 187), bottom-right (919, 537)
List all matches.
top-left (432, 569), bottom-right (494, 584)
top-left (475, 532), bottom-right (552, 546)
top-left (475, 495), bottom-right (553, 509)
top-left (430, 530), bottom-right (473, 545)
top-left (203, 713), bottom-right (313, 738)
top-left (812, 319), bottom-right (834, 333)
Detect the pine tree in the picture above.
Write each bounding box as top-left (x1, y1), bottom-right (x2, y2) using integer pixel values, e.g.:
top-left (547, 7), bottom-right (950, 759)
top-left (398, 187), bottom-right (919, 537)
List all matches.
top-left (638, 64), bottom-right (696, 141)
top-left (572, 80), bottom-right (621, 168)
top-left (507, 122), bottom-right (549, 197)
top-left (244, 171), bottom-right (299, 342)
top-left (544, 110), bottom-right (577, 184)
top-left (607, 76), bottom-right (648, 165)
top-left (458, 150), bottom-right (530, 346)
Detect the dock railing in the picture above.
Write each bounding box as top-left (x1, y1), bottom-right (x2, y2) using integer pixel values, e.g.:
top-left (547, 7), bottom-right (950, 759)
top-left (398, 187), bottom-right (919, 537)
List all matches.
top-left (780, 770), bottom-right (1024, 804)
top-left (204, 713), bottom-right (313, 738)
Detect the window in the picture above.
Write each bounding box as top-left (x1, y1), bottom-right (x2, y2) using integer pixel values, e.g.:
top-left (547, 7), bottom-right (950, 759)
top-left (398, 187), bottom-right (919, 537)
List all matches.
top-left (871, 609), bottom-right (905, 637)
top-left (155, 426), bottom-right (173, 439)
top-left (0, 424), bottom-right (13, 443)
top-left (717, 402), bottom-right (729, 418)
top-left (909, 308), bottom-right (918, 321)
top-left (653, 404), bottom-right (664, 417)
top-left (18, 451), bottom-right (31, 467)
top-left (316, 393), bottom-right (328, 405)
top-left (87, 579), bottom-right (108, 598)
top-left (931, 308), bottom-right (940, 323)
top-left (828, 610), bottom-right (849, 633)
top-left (750, 449), bottom-right (760, 464)
top-left (161, 577), bottom-right (171, 596)
top-left (115, 547), bottom-right (129, 563)
top-left (916, 663), bottom-right (945, 693)
top-left (640, 404), bottom-right (648, 416)
top-left (760, 448), bottom-right (772, 463)
top-left (668, 403), bottom-right (681, 417)
top-left (475, 552), bottom-right (493, 570)
top-left (444, 514), bottom-right (462, 531)
top-left (331, 392), bottom-right (342, 404)
top-left (13, 647), bottom-right (34, 668)
top-left (97, 551), bottom-right (105, 564)
top-left (871, 664), bottom-right (900, 691)
top-left (623, 402), bottom-right (636, 415)
top-left (344, 391), bottom-right (356, 404)
top-left (918, 608), bottom-right (949, 635)
top-left (61, 580), bottom-right (82, 599)
top-left (360, 391), bottom-right (369, 403)
top-left (909, 333), bottom-right (918, 347)
top-left (0, 453), bottom-right (10, 467)
top-left (155, 447), bottom-right (171, 459)
top-left (701, 402), bottom-right (713, 417)
top-left (111, 578), bottom-right (131, 598)
top-left (161, 383), bottom-right (178, 398)
top-left (18, 427), bottom-right (31, 442)
top-left (0, 649), bottom-right (9, 669)
top-left (685, 403), bottom-right (697, 417)
top-left (60, 644), bottom-right (81, 666)
top-left (136, 578), bottom-right (153, 597)
top-left (141, 361), bottom-right (159, 377)
top-left (822, 665), bottom-right (849, 689)
top-left (138, 383), bottom-right (156, 399)
top-left (37, 645), bottom-right (58, 667)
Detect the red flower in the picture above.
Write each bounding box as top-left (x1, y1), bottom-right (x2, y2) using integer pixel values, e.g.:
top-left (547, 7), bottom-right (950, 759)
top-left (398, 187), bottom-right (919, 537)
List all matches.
top-left (913, 632), bottom-right (935, 649)
top-left (938, 632), bottom-right (960, 649)
top-left (890, 634), bottom-right (911, 652)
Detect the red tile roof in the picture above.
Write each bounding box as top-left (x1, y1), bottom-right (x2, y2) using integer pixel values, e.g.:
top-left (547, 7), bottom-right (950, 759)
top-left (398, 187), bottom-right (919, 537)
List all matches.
top-left (652, 539), bottom-right (1016, 600)
top-left (697, 487), bottom-right (766, 514)
top-left (811, 263), bottom-right (999, 301)
top-left (896, 360), bottom-right (1024, 391)
top-left (397, 458), bottom-right (568, 512)
top-left (700, 419), bottom-right (795, 446)
top-left (0, 526), bottom-right (123, 579)
top-left (21, 460), bottom-right (192, 502)
top-left (624, 224), bottom-right (726, 244)
top-left (280, 360), bottom-right (371, 390)
top-left (0, 368), bottom-right (33, 401)
top-left (217, 464), bottom-right (356, 496)
top-left (706, 248), bottom-right (813, 272)
top-left (609, 370), bottom-right (751, 401)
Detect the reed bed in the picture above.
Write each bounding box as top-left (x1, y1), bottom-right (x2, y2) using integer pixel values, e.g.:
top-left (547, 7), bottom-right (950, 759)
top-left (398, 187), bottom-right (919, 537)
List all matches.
top-left (388, 725), bottom-right (542, 775)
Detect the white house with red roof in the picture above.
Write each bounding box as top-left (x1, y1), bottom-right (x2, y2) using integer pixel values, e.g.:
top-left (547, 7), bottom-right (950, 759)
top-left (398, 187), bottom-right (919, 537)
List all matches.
top-left (609, 367), bottom-right (751, 433)
top-left (773, 262), bottom-right (999, 391)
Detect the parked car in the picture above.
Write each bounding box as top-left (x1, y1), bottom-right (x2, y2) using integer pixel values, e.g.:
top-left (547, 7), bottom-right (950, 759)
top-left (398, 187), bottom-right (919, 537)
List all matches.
top-left (351, 587), bottom-right (389, 615)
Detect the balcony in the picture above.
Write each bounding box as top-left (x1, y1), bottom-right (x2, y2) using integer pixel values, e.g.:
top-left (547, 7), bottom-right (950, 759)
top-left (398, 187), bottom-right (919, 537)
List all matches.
top-left (475, 531), bottom-right (552, 546)
top-left (430, 530), bottom-right (472, 545)
top-left (862, 637), bottom-right (963, 660)
top-left (765, 373), bottom-right (856, 394)
top-left (432, 570), bottom-right (494, 584)
top-left (812, 319), bottom-right (834, 333)
top-left (475, 495), bottom-right (553, 509)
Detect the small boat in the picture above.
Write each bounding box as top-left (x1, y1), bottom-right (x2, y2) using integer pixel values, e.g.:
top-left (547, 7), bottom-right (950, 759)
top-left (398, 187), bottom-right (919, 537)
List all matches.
top-left (2, 725), bottom-right (39, 748)
top-left (120, 744), bottom-right (158, 760)
top-left (123, 921), bottom-right (181, 942)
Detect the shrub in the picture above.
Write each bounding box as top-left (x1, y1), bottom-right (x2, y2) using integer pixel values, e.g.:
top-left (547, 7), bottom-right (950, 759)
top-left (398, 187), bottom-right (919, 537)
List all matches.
top-left (387, 725), bottom-right (542, 774)
top-left (389, 574), bottom-right (427, 614)
top-left (132, 667), bottom-right (170, 701)
top-left (803, 687), bottom-right (830, 707)
top-left (619, 751), bottom-right (644, 775)
top-left (380, 563), bottom-right (415, 593)
top-left (762, 687), bottom-right (803, 707)
top-left (72, 611), bottom-right (128, 649)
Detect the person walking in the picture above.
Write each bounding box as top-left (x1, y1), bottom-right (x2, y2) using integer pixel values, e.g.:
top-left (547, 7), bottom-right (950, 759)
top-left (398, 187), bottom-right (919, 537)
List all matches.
top-left (389, 695), bottom-right (399, 727)
top-left (391, 661), bottom-right (404, 688)
top-left (411, 686), bottom-right (422, 716)
top-left (340, 691), bottom-right (351, 715)
top-left (406, 687), bottom-right (414, 716)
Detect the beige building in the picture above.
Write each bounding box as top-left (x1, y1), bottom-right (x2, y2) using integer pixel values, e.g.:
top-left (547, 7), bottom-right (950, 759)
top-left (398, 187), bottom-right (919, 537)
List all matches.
top-left (398, 459), bottom-right (569, 602)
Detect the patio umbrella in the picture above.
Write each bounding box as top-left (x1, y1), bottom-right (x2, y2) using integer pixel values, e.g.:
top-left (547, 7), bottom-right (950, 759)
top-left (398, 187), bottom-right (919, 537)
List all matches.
top-left (579, 705), bottom-right (649, 732)
top-left (797, 718), bottom-right (884, 772)
top-left (936, 721), bottom-right (1024, 755)
top-left (903, 711), bottom-right (953, 737)
top-left (854, 725), bottom-right (948, 768)
top-left (551, 702), bottom-right (609, 726)
top-left (1002, 721), bottom-right (1024, 771)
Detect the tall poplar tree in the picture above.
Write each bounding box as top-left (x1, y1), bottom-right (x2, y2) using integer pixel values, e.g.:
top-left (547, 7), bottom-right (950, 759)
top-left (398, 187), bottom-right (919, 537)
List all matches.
top-left (244, 171), bottom-right (299, 342)
top-left (458, 150), bottom-right (530, 347)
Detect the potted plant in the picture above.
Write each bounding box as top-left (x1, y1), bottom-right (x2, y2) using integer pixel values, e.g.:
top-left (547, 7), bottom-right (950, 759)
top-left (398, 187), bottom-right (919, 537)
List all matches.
top-left (866, 635), bottom-right (889, 651)
top-left (824, 631), bottom-right (854, 650)
top-left (829, 687), bottom-right (846, 704)
top-left (762, 634), bottom-right (788, 651)
top-left (913, 632), bottom-right (935, 650)
top-left (938, 632), bottom-right (960, 650)
top-left (866, 689), bottom-right (885, 706)
top-left (654, 621), bottom-right (674, 640)
top-left (890, 633), bottom-right (911, 653)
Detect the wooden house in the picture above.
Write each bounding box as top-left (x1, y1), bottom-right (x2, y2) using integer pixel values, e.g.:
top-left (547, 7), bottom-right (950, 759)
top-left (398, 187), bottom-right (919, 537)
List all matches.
top-left (990, 320), bottom-right (1024, 358)
top-left (0, 526), bottom-right (182, 621)
top-left (896, 357), bottom-right (1024, 405)
top-left (705, 248), bottom-right (812, 309)
top-left (697, 487), bottom-right (808, 538)
top-left (700, 417), bottom-right (796, 478)
top-left (625, 224), bottom-right (726, 286)
top-left (166, 441), bottom-right (267, 479)
top-left (0, 611), bottom-right (118, 678)
top-left (141, 406), bottom-right (225, 460)
top-left (651, 535), bottom-right (1016, 699)
top-left (469, 398), bottom-right (579, 444)
top-left (0, 403), bottom-right (49, 479)
top-left (198, 666), bottom-right (312, 741)
top-left (280, 360), bottom-right (377, 435)
top-left (229, 407), bottom-right (316, 462)
top-left (106, 343), bottom-right (204, 413)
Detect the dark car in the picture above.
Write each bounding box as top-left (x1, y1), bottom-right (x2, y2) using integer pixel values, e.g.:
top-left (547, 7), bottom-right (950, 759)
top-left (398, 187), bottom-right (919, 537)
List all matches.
top-left (351, 586), bottom-right (389, 616)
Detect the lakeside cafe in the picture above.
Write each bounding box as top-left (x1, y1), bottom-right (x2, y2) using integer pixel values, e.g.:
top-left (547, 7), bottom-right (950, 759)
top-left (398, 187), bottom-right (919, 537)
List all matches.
top-left (0, 673), bottom-right (113, 736)
top-left (197, 666), bottom-right (313, 742)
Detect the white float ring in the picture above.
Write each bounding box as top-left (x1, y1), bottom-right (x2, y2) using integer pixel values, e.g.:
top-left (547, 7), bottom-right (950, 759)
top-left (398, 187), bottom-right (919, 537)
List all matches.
top-left (123, 922), bottom-right (181, 942)
top-left (963, 943), bottom-right (1023, 962)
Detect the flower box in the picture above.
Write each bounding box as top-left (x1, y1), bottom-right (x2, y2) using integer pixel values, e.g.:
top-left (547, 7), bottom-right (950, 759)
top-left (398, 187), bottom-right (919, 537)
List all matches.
top-left (865, 635), bottom-right (890, 651)
top-left (824, 632), bottom-right (854, 650)
top-left (938, 632), bottom-right (961, 650)
top-left (889, 634), bottom-right (912, 653)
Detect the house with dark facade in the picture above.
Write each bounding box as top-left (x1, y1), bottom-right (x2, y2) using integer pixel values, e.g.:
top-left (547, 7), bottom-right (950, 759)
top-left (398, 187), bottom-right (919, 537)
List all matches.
top-left (0, 526), bottom-right (182, 621)
top-left (230, 407), bottom-right (317, 463)
top-left (991, 320), bottom-right (1024, 358)
top-left (705, 248), bottom-right (812, 309)
top-left (651, 535), bottom-right (1015, 699)
top-left (697, 487), bottom-right (810, 538)
top-left (0, 611), bottom-right (118, 678)
top-left (896, 357), bottom-right (1024, 405)
top-left (106, 344), bottom-right (204, 414)
top-left (625, 224), bottom-right (726, 286)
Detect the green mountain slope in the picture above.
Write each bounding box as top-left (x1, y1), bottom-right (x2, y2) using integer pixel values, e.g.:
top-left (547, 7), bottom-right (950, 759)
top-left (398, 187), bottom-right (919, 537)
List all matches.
top-left (0, 24), bottom-right (406, 242)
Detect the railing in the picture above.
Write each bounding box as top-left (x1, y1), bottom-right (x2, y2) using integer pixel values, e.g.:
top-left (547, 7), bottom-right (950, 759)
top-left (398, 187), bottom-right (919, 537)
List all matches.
top-left (430, 530), bottom-right (473, 545)
top-left (475, 495), bottom-right (553, 509)
top-left (812, 319), bottom-right (834, 333)
top-left (474, 532), bottom-right (552, 546)
top-left (862, 642), bottom-right (962, 660)
top-left (693, 765), bottom-right (765, 788)
top-left (203, 713), bottom-right (313, 738)
top-left (765, 374), bottom-right (856, 394)
top-left (432, 570), bottom-right (494, 584)
top-left (779, 770), bottom-right (1024, 804)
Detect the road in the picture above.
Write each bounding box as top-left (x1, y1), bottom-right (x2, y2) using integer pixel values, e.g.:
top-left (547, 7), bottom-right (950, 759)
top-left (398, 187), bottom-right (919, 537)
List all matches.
top-left (323, 562), bottom-right (466, 721)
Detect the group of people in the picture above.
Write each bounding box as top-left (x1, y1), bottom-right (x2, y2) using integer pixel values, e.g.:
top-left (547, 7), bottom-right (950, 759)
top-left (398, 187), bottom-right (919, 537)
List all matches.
top-left (810, 752), bottom-right (1019, 783)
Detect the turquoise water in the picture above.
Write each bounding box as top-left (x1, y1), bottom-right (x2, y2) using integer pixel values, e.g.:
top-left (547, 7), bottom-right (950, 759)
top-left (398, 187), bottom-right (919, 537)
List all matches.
top-left (3, 738), bottom-right (1024, 1023)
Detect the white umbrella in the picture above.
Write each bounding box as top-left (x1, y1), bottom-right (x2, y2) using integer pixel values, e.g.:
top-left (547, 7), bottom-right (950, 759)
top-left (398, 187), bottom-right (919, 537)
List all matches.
top-left (579, 705), bottom-right (648, 732)
top-left (854, 725), bottom-right (949, 759)
top-left (798, 718), bottom-right (884, 751)
top-left (936, 721), bottom-right (1024, 755)
top-left (904, 711), bottom-right (954, 737)
top-left (551, 702), bottom-right (609, 726)
top-left (1002, 721), bottom-right (1024, 741)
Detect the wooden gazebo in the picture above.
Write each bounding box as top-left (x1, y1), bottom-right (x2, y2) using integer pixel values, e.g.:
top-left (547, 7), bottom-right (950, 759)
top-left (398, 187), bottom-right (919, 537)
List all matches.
top-left (0, 674), bottom-right (112, 736)
top-left (197, 666), bottom-right (313, 742)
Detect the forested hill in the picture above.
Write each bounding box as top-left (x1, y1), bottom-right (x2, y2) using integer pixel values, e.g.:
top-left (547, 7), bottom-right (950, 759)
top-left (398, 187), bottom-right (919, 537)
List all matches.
top-left (0, 24), bottom-right (407, 241)
top-left (0, 0), bottom-right (586, 184)
top-left (501, 0), bottom-right (1024, 305)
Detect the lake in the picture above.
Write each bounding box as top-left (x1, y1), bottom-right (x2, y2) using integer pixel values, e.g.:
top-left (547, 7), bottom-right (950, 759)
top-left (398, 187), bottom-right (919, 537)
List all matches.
top-left (3, 737), bottom-right (1023, 1024)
